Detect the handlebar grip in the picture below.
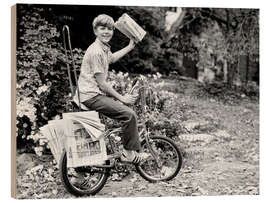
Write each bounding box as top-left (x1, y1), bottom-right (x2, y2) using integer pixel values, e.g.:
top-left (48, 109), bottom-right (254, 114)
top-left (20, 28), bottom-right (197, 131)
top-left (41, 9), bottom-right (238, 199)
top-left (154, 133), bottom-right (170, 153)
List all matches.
top-left (129, 78), bottom-right (139, 94)
top-left (132, 78), bottom-right (139, 86)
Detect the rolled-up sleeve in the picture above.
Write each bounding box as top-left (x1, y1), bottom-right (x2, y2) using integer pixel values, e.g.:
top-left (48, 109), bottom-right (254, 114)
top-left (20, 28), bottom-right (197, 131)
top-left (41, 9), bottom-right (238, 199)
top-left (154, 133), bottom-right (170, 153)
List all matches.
top-left (89, 51), bottom-right (105, 75)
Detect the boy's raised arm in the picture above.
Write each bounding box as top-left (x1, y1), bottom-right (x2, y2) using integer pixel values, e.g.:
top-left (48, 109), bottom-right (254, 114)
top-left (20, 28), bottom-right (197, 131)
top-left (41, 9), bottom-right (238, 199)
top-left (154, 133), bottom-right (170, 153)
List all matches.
top-left (111, 39), bottom-right (136, 63)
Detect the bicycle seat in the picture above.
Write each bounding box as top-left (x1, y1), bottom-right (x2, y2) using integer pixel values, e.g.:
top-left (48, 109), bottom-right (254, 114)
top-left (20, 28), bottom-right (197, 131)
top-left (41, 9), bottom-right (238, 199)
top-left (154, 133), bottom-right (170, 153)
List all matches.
top-left (71, 100), bottom-right (91, 111)
top-left (72, 94), bottom-right (91, 111)
top-left (78, 103), bottom-right (90, 111)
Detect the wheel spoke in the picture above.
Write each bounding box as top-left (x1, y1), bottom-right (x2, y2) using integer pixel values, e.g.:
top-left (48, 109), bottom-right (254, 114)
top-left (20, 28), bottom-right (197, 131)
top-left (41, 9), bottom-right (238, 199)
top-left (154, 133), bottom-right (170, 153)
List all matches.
top-left (136, 136), bottom-right (182, 182)
top-left (66, 167), bottom-right (103, 191)
top-left (60, 152), bottom-right (109, 196)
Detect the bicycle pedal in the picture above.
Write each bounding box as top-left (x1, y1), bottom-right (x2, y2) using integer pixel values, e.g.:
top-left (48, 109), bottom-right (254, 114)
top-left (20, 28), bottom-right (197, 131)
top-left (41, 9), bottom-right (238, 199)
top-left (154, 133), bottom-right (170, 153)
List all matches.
top-left (105, 159), bottom-right (110, 165)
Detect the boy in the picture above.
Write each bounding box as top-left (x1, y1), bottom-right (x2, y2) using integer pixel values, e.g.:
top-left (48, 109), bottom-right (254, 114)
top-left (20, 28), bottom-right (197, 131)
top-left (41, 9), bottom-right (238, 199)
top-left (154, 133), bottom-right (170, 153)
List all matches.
top-left (75, 14), bottom-right (144, 163)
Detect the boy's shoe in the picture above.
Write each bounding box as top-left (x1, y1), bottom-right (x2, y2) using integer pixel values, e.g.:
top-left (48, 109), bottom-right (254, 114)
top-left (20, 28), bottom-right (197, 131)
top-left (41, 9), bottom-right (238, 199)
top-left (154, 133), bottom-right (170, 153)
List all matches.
top-left (120, 149), bottom-right (150, 164)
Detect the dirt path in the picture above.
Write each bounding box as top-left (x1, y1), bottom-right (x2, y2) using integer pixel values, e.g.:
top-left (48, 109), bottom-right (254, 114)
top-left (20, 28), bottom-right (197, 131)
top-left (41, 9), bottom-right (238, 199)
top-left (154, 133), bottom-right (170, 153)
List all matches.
top-left (93, 93), bottom-right (259, 197)
top-left (16, 80), bottom-right (259, 198)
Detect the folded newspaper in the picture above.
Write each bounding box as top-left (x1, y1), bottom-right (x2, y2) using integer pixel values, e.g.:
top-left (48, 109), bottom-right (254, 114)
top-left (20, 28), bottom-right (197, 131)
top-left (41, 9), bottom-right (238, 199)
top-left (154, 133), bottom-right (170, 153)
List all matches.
top-left (40, 111), bottom-right (107, 168)
top-left (39, 120), bottom-right (68, 165)
top-left (63, 111), bottom-right (105, 140)
top-left (115, 13), bottom-right (147, 43)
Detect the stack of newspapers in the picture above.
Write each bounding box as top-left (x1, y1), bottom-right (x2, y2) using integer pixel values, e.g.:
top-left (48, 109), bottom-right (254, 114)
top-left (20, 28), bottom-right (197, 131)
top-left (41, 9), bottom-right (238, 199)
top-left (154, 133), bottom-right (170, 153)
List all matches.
top-left (115, 13), bottom-right (147, 43)
top-left (40, 111), bottom-right (107, 168)
top-left (40, 120), bottom-right (67, 166)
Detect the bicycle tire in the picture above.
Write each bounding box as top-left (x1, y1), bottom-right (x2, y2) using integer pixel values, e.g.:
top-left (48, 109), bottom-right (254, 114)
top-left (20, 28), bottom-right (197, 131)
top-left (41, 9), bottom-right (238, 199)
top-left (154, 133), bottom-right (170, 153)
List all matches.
top-left (135, 136), bottom-right (182, 182)
top-left (59, 151), bottom-right (110, 196)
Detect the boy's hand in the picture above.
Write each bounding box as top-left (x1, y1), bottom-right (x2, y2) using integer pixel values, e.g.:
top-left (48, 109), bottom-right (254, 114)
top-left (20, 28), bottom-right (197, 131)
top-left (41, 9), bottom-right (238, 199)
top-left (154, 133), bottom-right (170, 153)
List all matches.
top-left (120, 94), bottom-right (138, 105)
top-left (111, 39), bottom-right (136, 63)
top-left (128, 39), bottom-right (136, 49)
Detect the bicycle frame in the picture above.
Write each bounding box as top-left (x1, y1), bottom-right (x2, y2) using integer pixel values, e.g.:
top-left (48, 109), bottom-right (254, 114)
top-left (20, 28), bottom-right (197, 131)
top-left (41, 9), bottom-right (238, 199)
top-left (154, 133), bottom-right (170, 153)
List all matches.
top-left (99, 119), bottom-right (159, 169)
top-left (62, 25), bottom-right (82, 111)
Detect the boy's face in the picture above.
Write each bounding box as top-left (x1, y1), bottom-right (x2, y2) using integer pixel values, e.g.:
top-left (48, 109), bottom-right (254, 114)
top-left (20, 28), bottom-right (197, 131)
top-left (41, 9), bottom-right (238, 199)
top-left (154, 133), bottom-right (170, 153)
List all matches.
top-left (94, 25), bottom-right (113, 44)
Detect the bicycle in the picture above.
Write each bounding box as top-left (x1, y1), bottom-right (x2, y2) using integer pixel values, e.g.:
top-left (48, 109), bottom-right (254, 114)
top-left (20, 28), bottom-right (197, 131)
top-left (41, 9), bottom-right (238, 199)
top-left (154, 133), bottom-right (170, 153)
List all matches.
top-left (60, 25), bottom-right (183, 196)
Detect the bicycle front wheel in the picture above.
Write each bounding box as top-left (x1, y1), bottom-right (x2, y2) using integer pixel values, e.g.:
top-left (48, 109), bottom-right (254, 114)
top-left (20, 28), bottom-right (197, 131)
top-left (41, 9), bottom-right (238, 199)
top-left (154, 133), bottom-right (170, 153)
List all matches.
top-left (135, 136), bottom-right (182, 182)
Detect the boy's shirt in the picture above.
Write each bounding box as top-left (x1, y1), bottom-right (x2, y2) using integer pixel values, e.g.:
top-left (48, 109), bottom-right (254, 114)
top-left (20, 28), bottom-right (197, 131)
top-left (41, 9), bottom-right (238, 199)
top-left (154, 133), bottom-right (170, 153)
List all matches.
top-left (74, 38), bottom-right (113, 104)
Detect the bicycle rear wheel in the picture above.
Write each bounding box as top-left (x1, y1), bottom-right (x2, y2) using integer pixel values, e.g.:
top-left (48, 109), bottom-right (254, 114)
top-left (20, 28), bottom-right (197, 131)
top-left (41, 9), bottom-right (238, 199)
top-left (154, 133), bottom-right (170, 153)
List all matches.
top-left (59, 152), bottom-right (110, 196)
top-left (135, 136), bottom-right (182, 182)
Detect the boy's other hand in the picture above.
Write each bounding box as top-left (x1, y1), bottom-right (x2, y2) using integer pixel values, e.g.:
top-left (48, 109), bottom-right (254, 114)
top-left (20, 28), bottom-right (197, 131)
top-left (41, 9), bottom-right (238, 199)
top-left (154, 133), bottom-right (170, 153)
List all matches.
top-left (120, 94), bottom-right (138, 105)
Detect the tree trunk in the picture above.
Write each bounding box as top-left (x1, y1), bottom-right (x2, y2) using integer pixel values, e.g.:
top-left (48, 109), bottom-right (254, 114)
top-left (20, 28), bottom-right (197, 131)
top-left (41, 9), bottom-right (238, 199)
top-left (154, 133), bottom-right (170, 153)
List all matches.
top-left (232, 55), bottom-right (242, 87)
top-left (166, 8), bottom-right (186, 41)
top-left (223, 59), bottom-right (228, 83)
top-left (246, 54), bottom-right (250, 83)
top-left (224, 9), bottom-right (230, 84)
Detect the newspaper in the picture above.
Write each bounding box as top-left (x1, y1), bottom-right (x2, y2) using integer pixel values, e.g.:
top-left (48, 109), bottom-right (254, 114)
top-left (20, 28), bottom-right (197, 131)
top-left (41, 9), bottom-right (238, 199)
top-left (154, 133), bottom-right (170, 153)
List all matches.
top-left (40, 126), bottom-right (58, 161)
top-left (63, 111), bottom-right (105, 140)
top-left (64, 119), bottom-right (107, 168)
top-left (39, 120), bottom-right (68, 165)
top-left (115, 13), bottom-right (147, 43)
top-left (48, 120), bottom-right (67, 159)
top-left (40, 111), bottom-right (107, 168)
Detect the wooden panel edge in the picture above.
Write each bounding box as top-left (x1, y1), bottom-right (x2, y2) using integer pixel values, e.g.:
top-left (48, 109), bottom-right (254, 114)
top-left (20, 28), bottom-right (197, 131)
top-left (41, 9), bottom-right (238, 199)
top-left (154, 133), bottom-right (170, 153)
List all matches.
top-left (11, 4), bottom-right (17, 199)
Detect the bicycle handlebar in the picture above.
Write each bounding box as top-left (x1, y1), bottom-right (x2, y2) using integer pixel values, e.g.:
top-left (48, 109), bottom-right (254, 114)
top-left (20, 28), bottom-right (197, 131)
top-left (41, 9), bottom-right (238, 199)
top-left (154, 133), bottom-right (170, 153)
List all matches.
top-left (128, 77), bottom-right (139, 94)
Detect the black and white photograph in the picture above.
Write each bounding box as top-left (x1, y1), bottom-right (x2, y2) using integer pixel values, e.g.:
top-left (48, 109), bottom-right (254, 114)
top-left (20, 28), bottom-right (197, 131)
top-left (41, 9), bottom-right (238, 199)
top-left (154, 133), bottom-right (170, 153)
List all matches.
top-left (10, 1), bottom-right (260, 200)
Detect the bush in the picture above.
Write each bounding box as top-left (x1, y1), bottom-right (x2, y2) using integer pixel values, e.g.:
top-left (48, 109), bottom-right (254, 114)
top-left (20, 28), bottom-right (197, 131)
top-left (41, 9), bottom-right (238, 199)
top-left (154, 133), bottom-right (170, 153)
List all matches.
top-left (89, 71), bottom-right (181, 140)
top-left (16, 7), bottom-right (84, 151)
top-left (192, 81), bottom-right (259, 105)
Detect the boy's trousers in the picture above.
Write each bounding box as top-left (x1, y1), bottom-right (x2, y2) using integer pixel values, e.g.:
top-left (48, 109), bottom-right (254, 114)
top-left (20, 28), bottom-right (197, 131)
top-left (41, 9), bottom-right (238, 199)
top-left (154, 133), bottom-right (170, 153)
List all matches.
top-left (83, 95), bottom-right (141, 151)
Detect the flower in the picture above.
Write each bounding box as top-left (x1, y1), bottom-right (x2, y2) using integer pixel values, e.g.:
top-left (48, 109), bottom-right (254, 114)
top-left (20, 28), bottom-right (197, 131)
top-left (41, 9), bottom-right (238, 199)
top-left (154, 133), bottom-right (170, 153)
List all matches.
top-left (36, 85), bottom-right (49, 95)
top-left (34, 146), bottom-right (44, 156)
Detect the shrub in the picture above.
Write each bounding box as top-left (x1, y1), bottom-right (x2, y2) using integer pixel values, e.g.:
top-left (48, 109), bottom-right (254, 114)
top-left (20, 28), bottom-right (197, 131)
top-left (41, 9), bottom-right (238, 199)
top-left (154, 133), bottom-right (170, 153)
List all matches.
top-left (192, 81), bottom-right (259, 105)
top-left (16, 7), bottom-right (84, 151)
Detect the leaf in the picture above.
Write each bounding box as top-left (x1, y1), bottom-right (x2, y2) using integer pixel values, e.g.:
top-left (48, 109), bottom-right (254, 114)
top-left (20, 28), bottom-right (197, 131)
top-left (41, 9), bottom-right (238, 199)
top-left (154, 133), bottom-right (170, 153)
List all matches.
top-left (176, 188), bottom-right (186, 193)
top-left (111, 192), bottom-right (117, 197)
top-left (30, 164), bottom-right (44, 173)
top-left (161, 166), bottom-right (174, 177)
top-left (52, 189), bottom-right (58, 195)
top-left (111, 173), bottom-right (122, 181)
top-left (197, 186), bottom-right (208, 195)
top-left (130, 176), bottom-right (138, 183)
top-left (136, 185), bottom-right (147, 191)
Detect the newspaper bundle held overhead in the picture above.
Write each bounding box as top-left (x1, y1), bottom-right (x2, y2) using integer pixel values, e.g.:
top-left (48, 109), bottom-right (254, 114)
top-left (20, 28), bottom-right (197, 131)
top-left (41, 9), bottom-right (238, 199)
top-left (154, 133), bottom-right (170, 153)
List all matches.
top-left (40, 111), bottom-right (107, 168)
top-left (115, 13), bottom-right (147, 43)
